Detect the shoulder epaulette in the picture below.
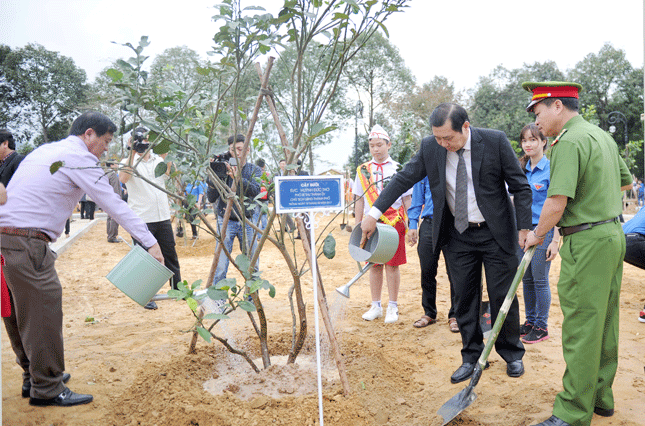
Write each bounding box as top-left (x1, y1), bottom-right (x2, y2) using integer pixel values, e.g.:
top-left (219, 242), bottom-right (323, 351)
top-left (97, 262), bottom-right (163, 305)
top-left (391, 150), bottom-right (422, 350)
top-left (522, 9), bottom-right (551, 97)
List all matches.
top-left (551, 128), bottom-right (568, 147)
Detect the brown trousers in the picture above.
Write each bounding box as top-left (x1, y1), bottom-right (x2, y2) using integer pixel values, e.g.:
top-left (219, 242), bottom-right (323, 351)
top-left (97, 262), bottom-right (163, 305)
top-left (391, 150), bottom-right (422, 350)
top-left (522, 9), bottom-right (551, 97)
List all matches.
top-left (1, 234), bottom-right (66, 399)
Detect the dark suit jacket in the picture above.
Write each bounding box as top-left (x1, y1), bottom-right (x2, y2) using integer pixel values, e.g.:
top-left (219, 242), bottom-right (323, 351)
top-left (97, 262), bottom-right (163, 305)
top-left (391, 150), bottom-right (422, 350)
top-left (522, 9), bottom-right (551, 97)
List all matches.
top-left (374, 127), bottom-right (532, 255)
top-left (0, 151), bottom-right (25, 187)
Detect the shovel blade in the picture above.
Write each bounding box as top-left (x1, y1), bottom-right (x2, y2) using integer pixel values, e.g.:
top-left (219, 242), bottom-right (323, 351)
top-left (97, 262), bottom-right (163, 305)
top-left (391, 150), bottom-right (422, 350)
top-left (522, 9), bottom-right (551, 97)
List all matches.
top-left (437, 386), bottom-right (477, 425)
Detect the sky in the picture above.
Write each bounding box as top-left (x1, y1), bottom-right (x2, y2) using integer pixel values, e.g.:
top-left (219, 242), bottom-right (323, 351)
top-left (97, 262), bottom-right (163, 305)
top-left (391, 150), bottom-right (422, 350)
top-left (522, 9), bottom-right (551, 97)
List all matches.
top-left (1, 0), bottom-right (643, 172)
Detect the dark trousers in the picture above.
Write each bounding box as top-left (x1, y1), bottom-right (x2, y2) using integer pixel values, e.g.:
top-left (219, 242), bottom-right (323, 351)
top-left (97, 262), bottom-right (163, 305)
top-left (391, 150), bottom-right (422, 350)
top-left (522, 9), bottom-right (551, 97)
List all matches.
top-left (443, 223), bottom-right (524, 364)
top-left (624, 233), bottom-right (645, 270)
top-left (1, 234), bottom-right (67, 399)
top-left (133, 220), bottom-right (181, 289)
top-left (177, 202), bottom-right (199, 237)
top-left (418, 217), bottom-right (456, 319)
top-left (85, 201), bottom-right (96, 220)
top-left (106, 216), bottom-right (119, 240)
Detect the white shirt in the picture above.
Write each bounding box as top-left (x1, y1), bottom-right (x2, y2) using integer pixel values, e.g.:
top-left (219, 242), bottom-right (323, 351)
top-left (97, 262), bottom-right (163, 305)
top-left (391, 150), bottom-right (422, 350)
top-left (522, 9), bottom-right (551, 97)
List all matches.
top-left (121, 153), bottom-right (171, 223)
top-left (353, 156), bottom-right (412, 216)
top-left (445, 129), bottom-right (485, 223)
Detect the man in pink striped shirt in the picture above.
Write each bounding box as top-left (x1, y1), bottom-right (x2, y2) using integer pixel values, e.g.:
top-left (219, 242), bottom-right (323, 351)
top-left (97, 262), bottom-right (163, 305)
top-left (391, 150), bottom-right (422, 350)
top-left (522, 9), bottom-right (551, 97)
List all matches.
top-left (0, 111), bottom-right (162, 407)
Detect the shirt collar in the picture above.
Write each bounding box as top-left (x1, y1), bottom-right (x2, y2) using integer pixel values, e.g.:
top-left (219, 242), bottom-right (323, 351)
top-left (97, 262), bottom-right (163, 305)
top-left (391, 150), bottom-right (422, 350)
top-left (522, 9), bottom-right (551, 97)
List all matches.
top-left (372, 156), bottom-right (393, 165)
top-left (462, 128), bottom-right (472, 151)
top-left (528, 155), bottom-right (548, 171)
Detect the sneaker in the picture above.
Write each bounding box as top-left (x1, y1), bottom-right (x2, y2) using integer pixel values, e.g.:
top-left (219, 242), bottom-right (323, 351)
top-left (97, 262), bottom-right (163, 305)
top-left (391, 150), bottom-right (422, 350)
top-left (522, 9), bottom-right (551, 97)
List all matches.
top-left (362, 305), bottom-right (383, 321)
top-left (519, 321), bottom-right (533, 336)
top-left (384, 306), bottom-right (399, 324)
top-left (639, 306), bottom-right (645, 323)
top-left (522, 327), bottom-right (549, 344)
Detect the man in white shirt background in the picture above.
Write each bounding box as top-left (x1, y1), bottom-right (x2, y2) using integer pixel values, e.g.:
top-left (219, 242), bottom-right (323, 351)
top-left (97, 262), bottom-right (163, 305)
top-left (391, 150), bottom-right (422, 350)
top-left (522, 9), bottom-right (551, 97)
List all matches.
top-left (120, 127), bottom-right (181, 310)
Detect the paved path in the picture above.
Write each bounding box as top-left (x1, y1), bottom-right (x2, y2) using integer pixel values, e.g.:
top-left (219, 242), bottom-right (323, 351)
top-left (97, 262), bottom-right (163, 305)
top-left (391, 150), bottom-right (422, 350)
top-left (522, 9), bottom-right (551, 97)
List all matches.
top-left (50, 213), bottom-right (108, 255)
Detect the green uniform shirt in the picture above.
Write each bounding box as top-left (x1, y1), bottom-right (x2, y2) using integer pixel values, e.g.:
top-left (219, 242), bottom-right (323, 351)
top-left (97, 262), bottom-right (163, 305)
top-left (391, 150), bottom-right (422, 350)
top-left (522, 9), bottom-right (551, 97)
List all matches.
top-left (547, 115), bottom-right (632, 228)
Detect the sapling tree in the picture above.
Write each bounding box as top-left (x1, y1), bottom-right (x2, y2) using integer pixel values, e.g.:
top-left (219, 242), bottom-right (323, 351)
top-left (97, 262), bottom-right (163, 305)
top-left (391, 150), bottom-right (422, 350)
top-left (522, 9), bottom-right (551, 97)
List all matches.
top-left (98, 0), bottom-right (409, 391)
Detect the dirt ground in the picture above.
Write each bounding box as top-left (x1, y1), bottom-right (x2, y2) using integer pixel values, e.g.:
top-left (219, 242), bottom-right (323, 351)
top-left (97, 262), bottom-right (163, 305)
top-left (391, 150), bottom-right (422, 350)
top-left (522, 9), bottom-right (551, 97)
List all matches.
top-left (2, 212), bottom-right (644, 426)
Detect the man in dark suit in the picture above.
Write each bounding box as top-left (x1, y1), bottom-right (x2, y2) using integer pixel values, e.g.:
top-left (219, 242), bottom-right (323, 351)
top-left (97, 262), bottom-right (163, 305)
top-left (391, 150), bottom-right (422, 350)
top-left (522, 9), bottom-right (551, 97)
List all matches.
top-left (0, 130), bottom-right (25, 187)
top-left (361, 103), bottom-right (532, 383)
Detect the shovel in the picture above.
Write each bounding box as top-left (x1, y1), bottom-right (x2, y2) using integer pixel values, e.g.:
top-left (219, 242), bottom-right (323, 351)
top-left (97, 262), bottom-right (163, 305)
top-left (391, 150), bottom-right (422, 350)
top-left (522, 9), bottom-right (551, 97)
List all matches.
top-left (437, 245), bottom-right (536, 425)
top-left (340, 206), bottom-right (347, 230)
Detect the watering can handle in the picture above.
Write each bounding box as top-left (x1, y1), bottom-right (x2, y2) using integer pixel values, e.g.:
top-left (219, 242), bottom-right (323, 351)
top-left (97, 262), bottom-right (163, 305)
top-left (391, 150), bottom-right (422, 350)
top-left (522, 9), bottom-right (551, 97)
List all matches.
top-left (118, 236), bottom-right (133, 248)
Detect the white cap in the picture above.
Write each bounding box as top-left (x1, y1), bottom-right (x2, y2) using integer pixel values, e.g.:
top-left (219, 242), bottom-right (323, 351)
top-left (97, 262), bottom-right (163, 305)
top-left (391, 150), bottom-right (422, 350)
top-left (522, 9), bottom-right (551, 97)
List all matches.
top-left (368, 124), bottom-right (390, 142)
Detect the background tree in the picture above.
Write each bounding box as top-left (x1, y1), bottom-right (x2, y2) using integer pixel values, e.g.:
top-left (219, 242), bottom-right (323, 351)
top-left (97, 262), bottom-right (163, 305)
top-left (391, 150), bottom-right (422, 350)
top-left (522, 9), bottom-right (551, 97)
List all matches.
top-left (267, 40), bottom-right (351, 173)
top-left (343, 31), bottom-right (415, 130)
top-left (149, 46), bottom-right (203, 93)
top-left (2, 43), bottom-right (87, 145)
top-left (0, 45), bottom-right (29, 131)
top-left (569, 43), bottom-right (633, 129)
top-left (469, 61), bottom-right (565, 143)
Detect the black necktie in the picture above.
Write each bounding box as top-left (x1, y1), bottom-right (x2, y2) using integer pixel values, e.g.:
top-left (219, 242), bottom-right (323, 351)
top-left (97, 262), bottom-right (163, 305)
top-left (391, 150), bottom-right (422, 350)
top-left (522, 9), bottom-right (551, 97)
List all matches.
top-left (454, 148), bottom-right (468, 233)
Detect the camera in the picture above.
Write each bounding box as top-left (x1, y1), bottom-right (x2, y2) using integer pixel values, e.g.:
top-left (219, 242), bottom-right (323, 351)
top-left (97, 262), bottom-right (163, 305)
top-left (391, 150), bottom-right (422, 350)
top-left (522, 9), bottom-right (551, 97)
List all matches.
top-left (210, 152), bottom-right (232, 179)
top-left (129, 129), bottom-right (149, 153)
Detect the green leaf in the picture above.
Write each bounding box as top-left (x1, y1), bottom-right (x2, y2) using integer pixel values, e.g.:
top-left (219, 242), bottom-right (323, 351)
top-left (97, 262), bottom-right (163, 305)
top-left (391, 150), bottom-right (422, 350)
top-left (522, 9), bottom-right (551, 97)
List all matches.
top-left (191, 279), bottom-right (202, 290)
top-left (248, 279), bottom-right (264, 294)
top-left (237, 300), bottom-right (256, 312)
top-left (214, 278), bottom-right (236, 290)
top-left (235, 254), bottom-right (251, 276)
top-left (166, 289), bottom-right (185, 299)
top-left (49, 161), bottom-right (64, 174)
top-left (263, 282), bottom-right (276, 298)
top-left (106, 68), bottom-right (123, 81)
top-left (207, 287), bottom-right (228, 300)
top-left (154, 161), bottom-right (168, 177)
top-left (308, 124), bottom-right (337, 141)
top-left (196, 66), bottom-right (210, 76)
top-left (196, 326), bottom-right (211, 342)
top-left (322, 233), bottom-right (336, 259)
top-left (202, 313), bottom-right (230, 320)
top-left (332, 12), bottom-right (349, 20)
top-left (186, 297), bottom-right (199, 312)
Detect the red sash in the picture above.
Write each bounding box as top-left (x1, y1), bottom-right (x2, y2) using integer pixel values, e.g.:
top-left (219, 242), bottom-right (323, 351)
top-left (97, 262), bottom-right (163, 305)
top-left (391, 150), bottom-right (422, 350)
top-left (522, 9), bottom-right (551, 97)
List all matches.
top-left (356, 161), bottom-right (407, 228)
top-left (1, 254), bottom-right (10, 318)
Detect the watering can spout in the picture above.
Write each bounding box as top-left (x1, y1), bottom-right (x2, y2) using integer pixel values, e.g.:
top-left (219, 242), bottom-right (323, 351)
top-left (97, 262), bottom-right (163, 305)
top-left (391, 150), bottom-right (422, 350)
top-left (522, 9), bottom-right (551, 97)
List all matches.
top-left (335, 262), bottom-right (374, 299)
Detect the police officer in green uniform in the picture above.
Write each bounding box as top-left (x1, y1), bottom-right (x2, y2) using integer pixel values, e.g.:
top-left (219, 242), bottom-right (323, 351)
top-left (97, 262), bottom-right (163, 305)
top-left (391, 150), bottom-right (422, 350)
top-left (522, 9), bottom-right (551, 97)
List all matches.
top-left (522, 81), bottom-right (632, 426)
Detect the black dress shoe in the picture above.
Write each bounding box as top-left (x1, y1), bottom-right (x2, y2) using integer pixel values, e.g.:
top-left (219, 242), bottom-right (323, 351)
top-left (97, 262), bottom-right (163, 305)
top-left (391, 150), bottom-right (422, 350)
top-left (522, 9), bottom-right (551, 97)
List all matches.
top-left (593, 406), bottom-right (614, 417)
top-left (22, 373), bottom-right (71, 398)
top-left (507, 359), bottom-right (525, 377)
top-left (450, 361), bottom-right (490, 384)
top-left (531, 415), bottom-right (571, 426)
top-left (144, 301), bottom-right (158, 310)
top-left (29, 387), bottom-right (93, 407)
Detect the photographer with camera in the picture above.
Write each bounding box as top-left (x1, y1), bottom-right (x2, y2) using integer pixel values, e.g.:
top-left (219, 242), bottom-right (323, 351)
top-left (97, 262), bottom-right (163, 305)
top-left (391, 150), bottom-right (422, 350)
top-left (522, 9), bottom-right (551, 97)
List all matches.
top-left (206, 134), bottom-right (262, 292)
top-left (120, 127), bottom-right (181, 310)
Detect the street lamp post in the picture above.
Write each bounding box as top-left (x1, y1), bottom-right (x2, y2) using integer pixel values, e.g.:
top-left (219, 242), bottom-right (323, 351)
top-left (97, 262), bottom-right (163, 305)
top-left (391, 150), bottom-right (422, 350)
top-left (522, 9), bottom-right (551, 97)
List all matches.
top-left (353, 100), bottom-right (363, 171)
top-left (608, 110), bottom-right (629, 161)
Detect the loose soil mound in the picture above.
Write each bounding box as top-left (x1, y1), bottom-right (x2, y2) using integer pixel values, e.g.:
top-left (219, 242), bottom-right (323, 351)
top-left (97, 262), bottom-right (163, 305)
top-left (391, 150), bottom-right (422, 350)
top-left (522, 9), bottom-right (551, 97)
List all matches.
top-left (2, 214), bottom-right (644, 425)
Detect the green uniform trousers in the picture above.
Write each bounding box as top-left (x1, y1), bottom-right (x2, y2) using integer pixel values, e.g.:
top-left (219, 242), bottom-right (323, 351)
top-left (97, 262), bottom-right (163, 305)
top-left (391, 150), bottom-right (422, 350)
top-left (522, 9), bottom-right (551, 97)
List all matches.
top-left (553, 220), bottom-right (624, 426)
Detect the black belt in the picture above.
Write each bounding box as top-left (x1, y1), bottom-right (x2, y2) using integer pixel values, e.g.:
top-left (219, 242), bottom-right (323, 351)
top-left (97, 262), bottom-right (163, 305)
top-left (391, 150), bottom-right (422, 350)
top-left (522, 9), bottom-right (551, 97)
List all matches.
top-left (0, 227), bottom-right (51, 242)
top-left (560, 217), bottom-right (618, 237)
